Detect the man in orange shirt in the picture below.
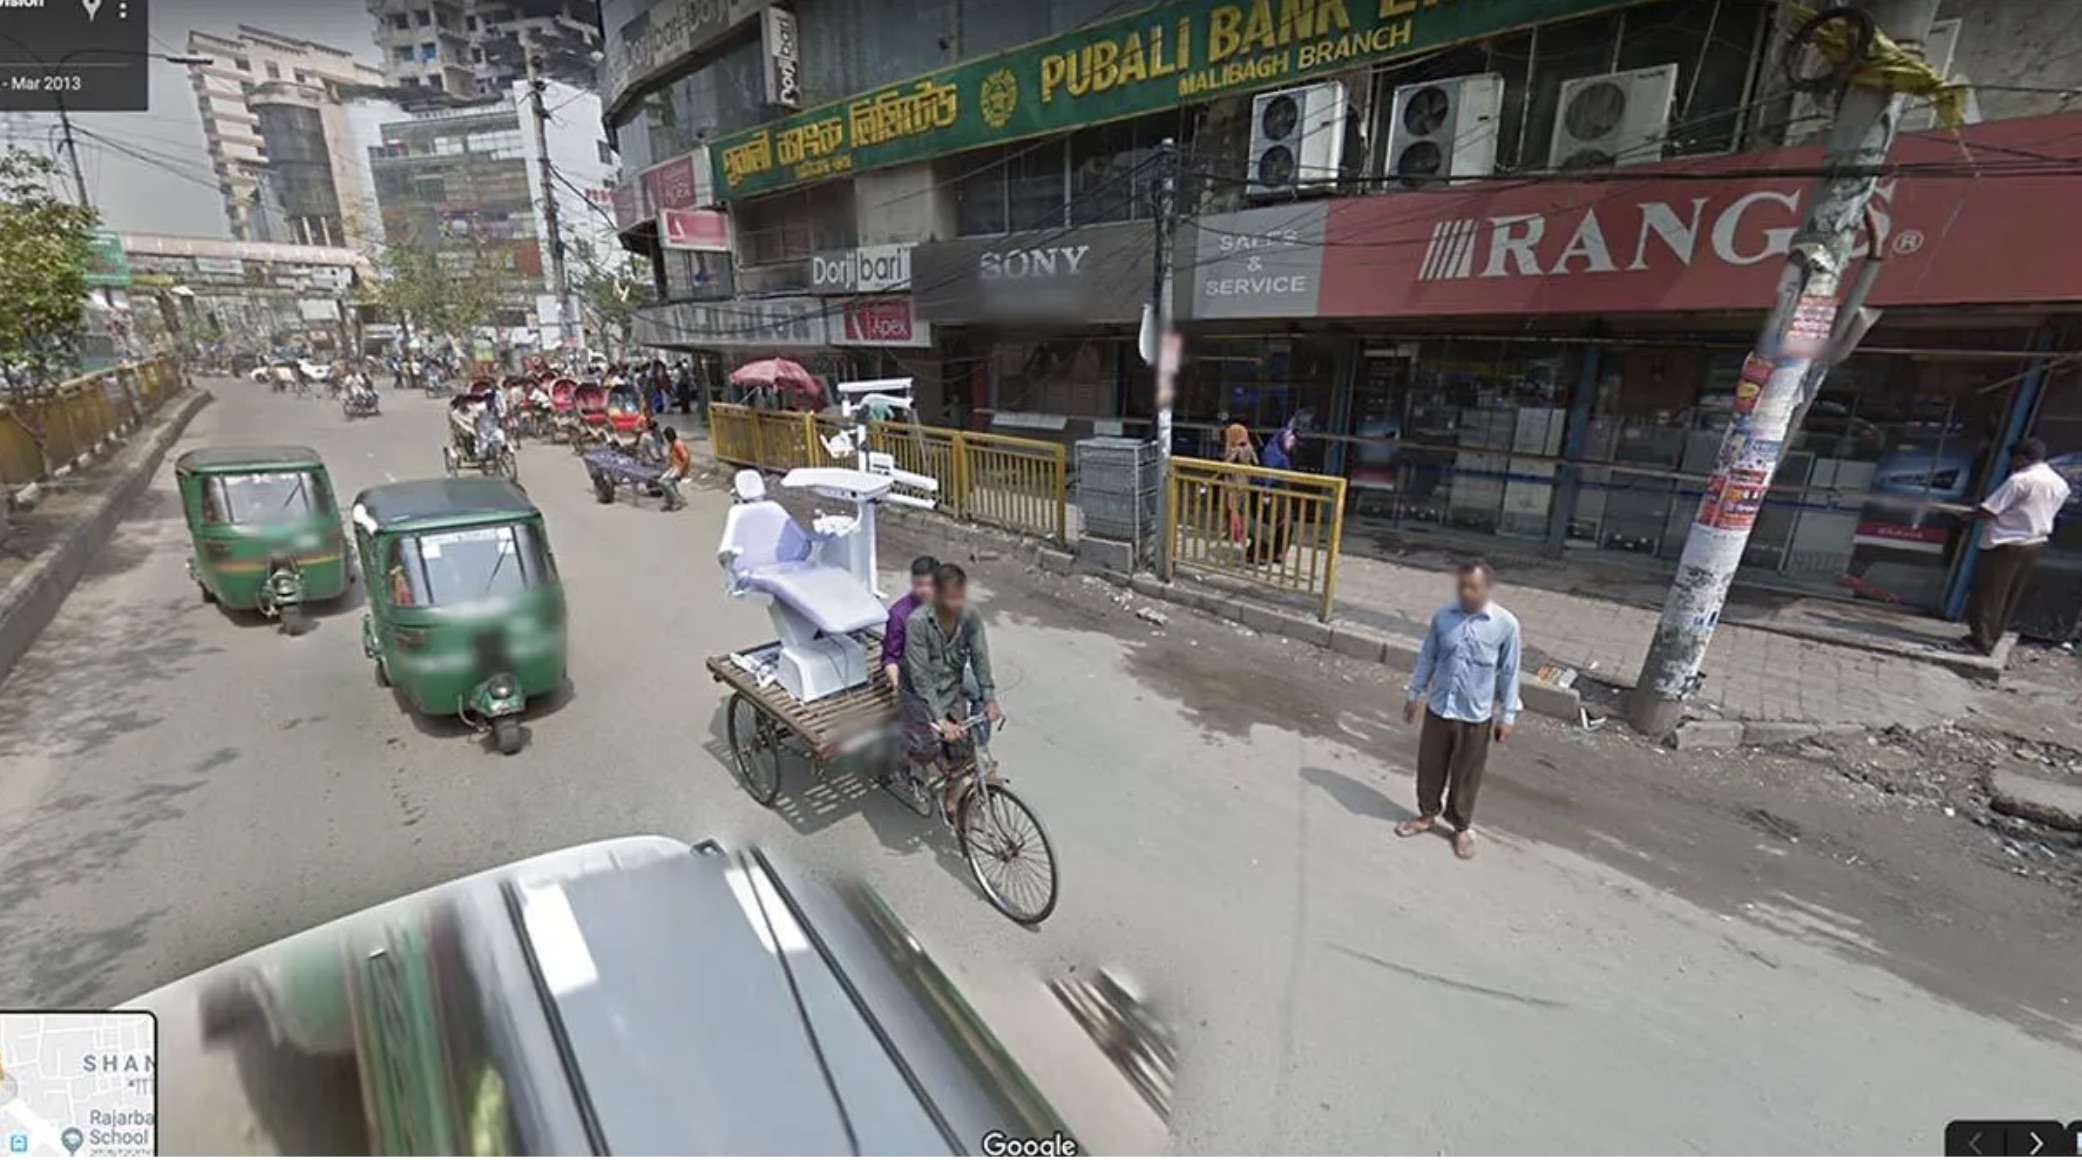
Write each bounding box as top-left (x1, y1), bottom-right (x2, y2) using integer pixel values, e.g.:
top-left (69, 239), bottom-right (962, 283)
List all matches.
top-left (660, 426), bottom-right (691, 511)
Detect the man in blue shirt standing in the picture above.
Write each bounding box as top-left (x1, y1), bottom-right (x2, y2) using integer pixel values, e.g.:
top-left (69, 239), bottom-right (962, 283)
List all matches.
top-left (1397, 559), bottom-right (1523, 860)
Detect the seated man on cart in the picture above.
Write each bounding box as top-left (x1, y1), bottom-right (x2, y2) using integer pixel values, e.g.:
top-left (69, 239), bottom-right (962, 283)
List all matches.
top-left (897, 563), bottom-right (1002, 821)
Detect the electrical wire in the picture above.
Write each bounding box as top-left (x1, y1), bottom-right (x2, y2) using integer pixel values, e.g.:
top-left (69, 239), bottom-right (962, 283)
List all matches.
top-left (69, 126), bottom-right (225, 196)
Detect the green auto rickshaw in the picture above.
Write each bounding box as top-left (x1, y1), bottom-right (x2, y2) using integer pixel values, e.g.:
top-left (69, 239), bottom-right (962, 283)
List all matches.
top-left (177, 445), bottom-right (353, 630)
top-left (350, 478), bottom-right (566, 755)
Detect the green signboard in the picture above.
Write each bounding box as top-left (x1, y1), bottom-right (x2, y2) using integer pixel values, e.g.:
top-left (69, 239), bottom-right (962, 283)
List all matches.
top-left (85, 229), bottom-right (130, 288)
top-left (710, 0), bottom-right (1645, 201)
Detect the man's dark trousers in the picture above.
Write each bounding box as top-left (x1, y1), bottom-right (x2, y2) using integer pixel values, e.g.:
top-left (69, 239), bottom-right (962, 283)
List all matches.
top-left (1967, 542), bottom-right (2044, 653)
top-left (1417, 709), bottom-right (1492, 832)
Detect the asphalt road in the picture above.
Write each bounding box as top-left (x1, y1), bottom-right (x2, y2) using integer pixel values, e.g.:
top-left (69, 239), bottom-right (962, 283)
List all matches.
top-left (1, 380), bottom-right (2078, 1154)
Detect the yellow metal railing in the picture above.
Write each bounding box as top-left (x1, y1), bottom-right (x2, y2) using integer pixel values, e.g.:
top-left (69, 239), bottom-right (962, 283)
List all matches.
top-left (0, 355), bottom-right (186, 488)
top-left (708, 402), bottom-right (760, 466)
top-left (702, 405), bottom-right (1069, 544)
top-left (1166, 456), bottom-right (1346, 621)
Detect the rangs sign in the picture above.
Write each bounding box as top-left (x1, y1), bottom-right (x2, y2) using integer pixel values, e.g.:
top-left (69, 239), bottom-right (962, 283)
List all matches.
top-left (710, 0), bottom-right (1650, 200)
top-left (1315, 111), bottom-right (2082, 318)
top-left (809, 243), bottom-right (913, 294)
top-left (1188, 203), bottom-right (1328, 319)
top-left (911, 222), bottom-right (1147, 324)
top-left (833, 297), bottom-right (932, 347)
top-left (601, 0), bottom-right (768, 116)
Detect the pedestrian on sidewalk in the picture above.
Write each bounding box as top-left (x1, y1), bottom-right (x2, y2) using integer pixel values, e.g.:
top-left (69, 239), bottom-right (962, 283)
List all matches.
top-left (1221, 421), bottom-right (1257, 543)
top-left (1961, 437), bottom-right (2071, 654)
top-left (1396, 559), bottom-right (1523, 861)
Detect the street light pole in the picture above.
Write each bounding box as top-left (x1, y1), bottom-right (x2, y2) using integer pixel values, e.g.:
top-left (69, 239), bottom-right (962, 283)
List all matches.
top-left (1628, 0), bottom-right (1946, 738)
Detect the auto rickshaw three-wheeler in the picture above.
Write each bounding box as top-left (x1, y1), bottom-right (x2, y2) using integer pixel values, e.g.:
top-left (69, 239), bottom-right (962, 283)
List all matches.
top-left (351, 478), bottom-right (567, 755)
top-left (177, 445), bottom-right (352, 631)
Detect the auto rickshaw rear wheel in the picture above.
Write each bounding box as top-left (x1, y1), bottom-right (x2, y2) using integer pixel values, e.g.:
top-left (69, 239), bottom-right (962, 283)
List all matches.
top-left (373, 657), bottom-right (389, 688)
top-left (492, 717), bottom-right (523, 755)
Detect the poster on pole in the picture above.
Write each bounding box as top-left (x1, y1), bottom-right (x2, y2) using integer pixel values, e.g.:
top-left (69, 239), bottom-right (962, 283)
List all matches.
top-left (1154, 331), bottom-right (1182, 410)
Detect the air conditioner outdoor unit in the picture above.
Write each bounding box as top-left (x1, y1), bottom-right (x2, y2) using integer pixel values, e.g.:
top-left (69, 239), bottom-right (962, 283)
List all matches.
top-left (1384, 72), bottom-right (1504, 188)
top-left (1548, 64), bottom-right (1679, 170)
top-left (1247, 80), bottom-right (1348, 197)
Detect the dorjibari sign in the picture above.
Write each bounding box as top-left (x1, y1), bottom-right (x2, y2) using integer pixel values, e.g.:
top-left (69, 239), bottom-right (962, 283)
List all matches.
top-left (710, 0), bottom-right (1651, 200)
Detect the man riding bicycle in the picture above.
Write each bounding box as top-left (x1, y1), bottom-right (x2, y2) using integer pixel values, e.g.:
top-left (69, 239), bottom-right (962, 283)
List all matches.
top-left (898, 563), bottom-right (1001, 821)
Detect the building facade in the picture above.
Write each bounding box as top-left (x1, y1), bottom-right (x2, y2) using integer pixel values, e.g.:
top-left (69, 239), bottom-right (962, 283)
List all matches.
top-left (185, 27), bottom-right (388, 247)
top-left (369, 82), bottom-right (619, 340)
top-left (368, 0), bottom-right (604, 98)
top-left (604, 0), bottom-right (2082, 634)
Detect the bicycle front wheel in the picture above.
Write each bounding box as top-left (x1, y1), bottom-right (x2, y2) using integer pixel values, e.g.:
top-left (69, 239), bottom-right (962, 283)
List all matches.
top-left (957, 783), bottom-right (1058, 924)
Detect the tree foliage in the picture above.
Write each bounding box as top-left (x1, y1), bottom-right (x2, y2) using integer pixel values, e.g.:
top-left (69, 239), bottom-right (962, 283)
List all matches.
top-left (0, 148), bottom-right (98, 382)
top-left (357, 223), bottom-right (515, 349)
top-left (566, 236), bottom-right (649, 357)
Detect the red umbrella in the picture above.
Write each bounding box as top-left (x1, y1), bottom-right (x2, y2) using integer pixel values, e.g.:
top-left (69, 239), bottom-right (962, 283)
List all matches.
top-left (730, 357), bottom-right (825, 410)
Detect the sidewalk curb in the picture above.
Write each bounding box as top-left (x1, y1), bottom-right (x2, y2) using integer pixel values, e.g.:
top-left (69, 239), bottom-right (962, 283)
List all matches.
top-left (0, 389), bottom-right (210, 681)
top-left (854, 491), bottom-right (1591, 726)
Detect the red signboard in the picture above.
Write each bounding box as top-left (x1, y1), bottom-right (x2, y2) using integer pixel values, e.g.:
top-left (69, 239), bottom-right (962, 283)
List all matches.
top-left (641, 154), bottom-right (701, 212)
top-left (661, 207), bottom-right (731, 252)
top-left (1317, 112), bottom-right (2082, 319)
top-left (838, 297), bottom-right (928, 346)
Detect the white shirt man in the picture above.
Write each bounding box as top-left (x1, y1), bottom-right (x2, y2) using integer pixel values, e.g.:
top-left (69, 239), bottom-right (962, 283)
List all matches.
top-left (1964, 439), bottom-right (2071, 654)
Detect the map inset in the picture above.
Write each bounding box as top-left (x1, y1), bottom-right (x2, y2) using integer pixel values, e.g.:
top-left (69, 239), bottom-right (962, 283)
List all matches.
top-left (0, 1013), bottom-right (156, 1157)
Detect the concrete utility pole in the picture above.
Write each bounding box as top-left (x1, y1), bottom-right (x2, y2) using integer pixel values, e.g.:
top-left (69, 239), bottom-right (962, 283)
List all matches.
top-left (525, 43), bottom-right (576, 352)
top-left (1629, 0), bottom-right (1944, 737)
top-left (55, 100), bottom-right (90, 208)
top-left (1150, 136), bottom-right (1179, 576)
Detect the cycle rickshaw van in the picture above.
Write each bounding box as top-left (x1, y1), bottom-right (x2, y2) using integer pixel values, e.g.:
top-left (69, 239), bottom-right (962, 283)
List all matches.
top-left (351, 478), bottom-right (566, 756)
top-left (177, 445), bottom-right (351, 631)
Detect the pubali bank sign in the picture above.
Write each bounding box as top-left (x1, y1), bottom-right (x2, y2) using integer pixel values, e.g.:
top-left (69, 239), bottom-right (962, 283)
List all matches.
top-left (711, 0), bottom-right (1651, 200)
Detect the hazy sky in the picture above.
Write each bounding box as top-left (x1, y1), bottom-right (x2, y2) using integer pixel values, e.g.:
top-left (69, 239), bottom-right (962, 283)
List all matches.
top-left (8, 0), bottom-right (383, 238)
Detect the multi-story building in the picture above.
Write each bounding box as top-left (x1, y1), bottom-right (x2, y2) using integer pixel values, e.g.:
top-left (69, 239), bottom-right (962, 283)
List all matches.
top-left (368, 0), bottom-right (603, 99)
top-left (604, 0), bottom-right (2082, 636)
top-left (185, 27), bottom-right (388, 247)
top-left (368, 80), bottom-right (620, 340)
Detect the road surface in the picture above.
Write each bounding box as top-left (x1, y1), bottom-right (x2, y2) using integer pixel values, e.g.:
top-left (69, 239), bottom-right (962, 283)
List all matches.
top-left (0, 381), bottom-right (2076, 1153)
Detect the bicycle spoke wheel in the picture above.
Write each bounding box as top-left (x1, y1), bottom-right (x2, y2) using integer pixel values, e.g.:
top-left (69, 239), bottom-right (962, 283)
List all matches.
top-left (958, 784), bottom-right (1058, 924)
top-left (726, 693), bottom-right (783, 806)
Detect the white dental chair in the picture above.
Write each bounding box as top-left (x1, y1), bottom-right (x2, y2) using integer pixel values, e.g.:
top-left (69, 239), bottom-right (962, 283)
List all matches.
top-left (718, 469), bottom-right (889, 702)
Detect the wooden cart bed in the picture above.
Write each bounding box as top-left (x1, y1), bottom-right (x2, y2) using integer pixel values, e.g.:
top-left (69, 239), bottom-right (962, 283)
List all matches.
top-left (706, 642), bottom-right (897, 760)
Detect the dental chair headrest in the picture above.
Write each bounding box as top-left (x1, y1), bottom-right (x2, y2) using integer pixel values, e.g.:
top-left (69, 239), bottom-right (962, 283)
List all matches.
top-left (733, 470), bottom-right (767, 502)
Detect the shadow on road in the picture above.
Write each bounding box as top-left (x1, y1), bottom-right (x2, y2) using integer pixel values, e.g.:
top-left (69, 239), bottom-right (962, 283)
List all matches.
top-left (1300, 766), bottom-right (1416, 826)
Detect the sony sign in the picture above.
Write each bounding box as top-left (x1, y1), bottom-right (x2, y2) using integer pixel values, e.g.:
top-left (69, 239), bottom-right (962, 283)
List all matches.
top-left (1415, 182), bottom-right (1902, 283)
top-left (808, 243), bottom-right (912, 294)
top-left (978, 245), bottom-right (1092, 281)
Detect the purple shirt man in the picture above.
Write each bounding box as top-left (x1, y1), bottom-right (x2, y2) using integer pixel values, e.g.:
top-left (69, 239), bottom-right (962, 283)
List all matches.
top-left (881, 556), bottom-right (940, 688)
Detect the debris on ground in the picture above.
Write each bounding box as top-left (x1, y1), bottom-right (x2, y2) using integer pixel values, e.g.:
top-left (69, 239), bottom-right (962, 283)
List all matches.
top-left (1135, 607), bottom-right (1168, 627)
